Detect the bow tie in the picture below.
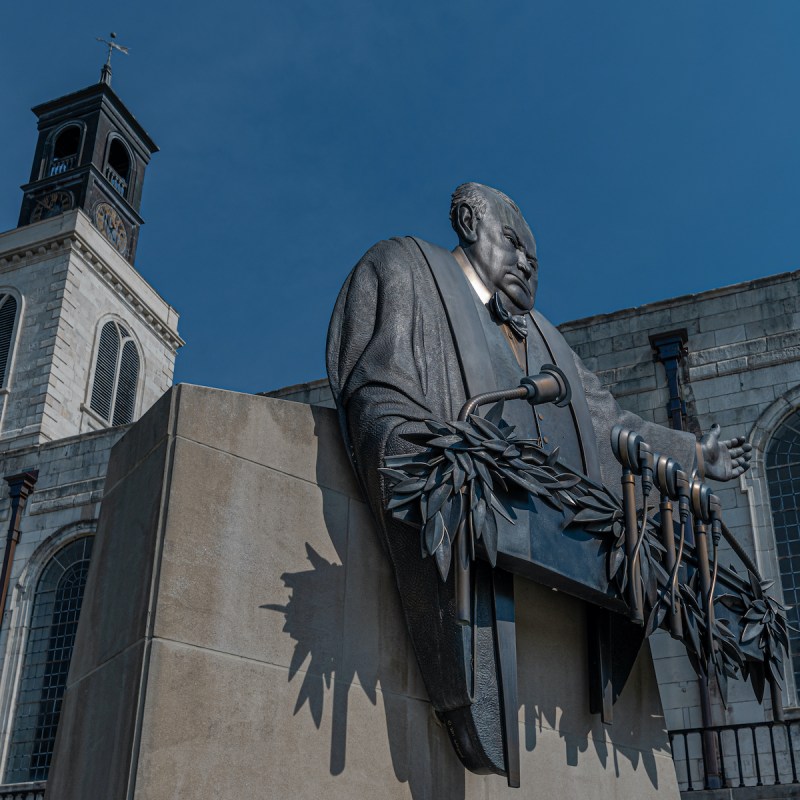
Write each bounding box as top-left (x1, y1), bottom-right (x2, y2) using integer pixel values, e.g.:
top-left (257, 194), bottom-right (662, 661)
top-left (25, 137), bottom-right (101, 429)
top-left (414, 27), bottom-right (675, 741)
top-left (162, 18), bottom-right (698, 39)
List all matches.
top-left (488, 292), bottom-right (528, 340)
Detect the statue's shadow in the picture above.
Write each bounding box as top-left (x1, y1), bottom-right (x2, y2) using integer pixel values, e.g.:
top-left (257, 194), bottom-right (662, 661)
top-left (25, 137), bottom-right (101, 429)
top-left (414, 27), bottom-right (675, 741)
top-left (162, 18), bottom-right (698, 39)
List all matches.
top-left (261, 542), bottom-right (376, 775)
top-left (259, 410), bottom-right (664, 797)
top-left (515, 579), bottom-right (664, 790)
top-left (260, 405), bottom-right (469, 800)
top-left (262, 543), bottom-right (359, 733)
top-left (261, 543), bottom-right (663, 797)
top-left (261, 531), bottom-right (468, 799)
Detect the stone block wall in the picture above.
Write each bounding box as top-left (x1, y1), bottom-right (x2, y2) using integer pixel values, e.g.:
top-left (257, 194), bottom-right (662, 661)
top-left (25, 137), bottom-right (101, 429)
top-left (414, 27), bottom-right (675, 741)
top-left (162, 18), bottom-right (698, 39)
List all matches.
top-left (559, 269), bottom-right (800, 785)
top-left (0, 224), bottom-right (71, 448)
top-left (0, 425), bottom-right (122, 787)
top-left (0, 211), bottom-right (182, 447)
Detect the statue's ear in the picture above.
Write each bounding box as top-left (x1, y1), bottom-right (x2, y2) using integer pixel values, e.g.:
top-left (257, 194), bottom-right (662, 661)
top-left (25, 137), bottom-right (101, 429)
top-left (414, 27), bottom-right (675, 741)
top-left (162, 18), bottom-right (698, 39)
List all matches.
top-left (454, 203), bottom-right (479, 244)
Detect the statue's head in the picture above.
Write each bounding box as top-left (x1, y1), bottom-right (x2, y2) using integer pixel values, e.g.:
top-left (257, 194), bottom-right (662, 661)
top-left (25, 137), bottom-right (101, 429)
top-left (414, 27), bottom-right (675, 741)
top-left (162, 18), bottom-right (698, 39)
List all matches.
top-left (450, 183), bottom-right (538, 315)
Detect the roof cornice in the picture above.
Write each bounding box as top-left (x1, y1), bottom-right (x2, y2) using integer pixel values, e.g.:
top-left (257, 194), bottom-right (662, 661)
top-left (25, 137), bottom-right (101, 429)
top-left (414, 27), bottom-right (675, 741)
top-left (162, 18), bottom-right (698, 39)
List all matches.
top-left (0, 216), bottom-right (184, 352)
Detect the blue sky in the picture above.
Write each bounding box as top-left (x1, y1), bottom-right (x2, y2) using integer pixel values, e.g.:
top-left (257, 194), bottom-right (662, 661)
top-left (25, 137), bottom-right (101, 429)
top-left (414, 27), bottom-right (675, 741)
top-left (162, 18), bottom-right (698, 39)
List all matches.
top-left (2, 3), bottom-right (799, 393)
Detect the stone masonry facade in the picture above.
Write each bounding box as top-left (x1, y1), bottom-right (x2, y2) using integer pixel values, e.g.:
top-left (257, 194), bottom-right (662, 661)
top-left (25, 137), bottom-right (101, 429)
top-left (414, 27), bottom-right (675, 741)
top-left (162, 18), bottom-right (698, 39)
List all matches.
top-left (0, 208), bottom-right (181, 794)
top-left (0, 427), bottom-right (122, 781)
top-left (0, 210), bottom-right (182, 448)
top-left (559, 268), bottom-right (800, 729)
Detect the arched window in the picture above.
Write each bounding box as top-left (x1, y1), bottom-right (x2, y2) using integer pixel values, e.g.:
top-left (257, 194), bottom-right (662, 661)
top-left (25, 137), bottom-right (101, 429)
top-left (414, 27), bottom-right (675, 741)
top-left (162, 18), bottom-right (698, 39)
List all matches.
top-left (48, 125), bottom-right (81, 176)
top-left (4, 537), bottom-right (93, 784)
top-left (105, 138), bottom-right (131, 197)
top-left (89, 321), bottom-right (139, 425)
top-left (0, 294), bottom-right (19, 388)
top-left (766, 408), bottom-right (800, 688)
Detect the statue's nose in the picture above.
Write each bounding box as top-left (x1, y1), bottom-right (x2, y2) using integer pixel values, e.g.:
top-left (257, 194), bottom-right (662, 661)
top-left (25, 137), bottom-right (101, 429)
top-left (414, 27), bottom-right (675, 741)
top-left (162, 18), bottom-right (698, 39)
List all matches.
top-left (517, 250), bottom-right (531, 277)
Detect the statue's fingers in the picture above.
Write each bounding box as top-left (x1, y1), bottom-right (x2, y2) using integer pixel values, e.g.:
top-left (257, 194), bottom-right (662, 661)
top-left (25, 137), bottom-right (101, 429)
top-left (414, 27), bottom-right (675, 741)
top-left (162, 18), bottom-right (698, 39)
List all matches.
top-left (727, 445), bottom-right (747, 459)
top-left (722, 435), bottom-right (746, 449)
top-left (732, 456), bottom-right (752, 476)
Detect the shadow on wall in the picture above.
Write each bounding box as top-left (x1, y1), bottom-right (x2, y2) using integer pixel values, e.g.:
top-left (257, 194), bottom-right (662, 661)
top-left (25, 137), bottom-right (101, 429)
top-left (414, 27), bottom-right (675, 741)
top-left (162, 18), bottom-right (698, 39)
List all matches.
top-left (261, 544), bottom-right (368, 772)
top-left (262, 407), bottom-right (665, 798)
top-left (514, 572), bottom-right (664, 790)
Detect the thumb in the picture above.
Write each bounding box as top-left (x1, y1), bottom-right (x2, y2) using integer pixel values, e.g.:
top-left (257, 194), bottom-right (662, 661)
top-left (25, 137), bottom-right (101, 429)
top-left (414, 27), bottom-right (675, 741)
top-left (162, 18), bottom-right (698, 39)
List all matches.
top-left (709, 423), bottom-right (721, 442)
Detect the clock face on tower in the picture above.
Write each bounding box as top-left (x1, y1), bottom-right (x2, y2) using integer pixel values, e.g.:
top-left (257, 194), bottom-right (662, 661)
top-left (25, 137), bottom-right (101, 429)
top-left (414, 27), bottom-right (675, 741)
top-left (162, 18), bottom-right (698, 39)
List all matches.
top-left (30, 191), bottom-right (73, 223)
top-left (93, 202), bottom-right (128, 255)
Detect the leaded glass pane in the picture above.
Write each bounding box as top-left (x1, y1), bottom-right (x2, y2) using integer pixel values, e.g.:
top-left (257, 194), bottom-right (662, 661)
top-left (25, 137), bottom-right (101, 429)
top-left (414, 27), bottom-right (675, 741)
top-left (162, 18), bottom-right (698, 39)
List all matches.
top-left (4, 537), bottom-right (93, 783)
top-left (767, 408), bottom-right (800, 691)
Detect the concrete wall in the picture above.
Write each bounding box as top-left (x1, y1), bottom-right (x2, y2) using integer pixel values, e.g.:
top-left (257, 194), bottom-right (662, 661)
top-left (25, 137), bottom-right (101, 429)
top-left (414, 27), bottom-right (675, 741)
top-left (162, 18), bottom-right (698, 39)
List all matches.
top-left (261, 378), bottom-right (335, 408)
top-left (48, 385), bottom-right (678, 800)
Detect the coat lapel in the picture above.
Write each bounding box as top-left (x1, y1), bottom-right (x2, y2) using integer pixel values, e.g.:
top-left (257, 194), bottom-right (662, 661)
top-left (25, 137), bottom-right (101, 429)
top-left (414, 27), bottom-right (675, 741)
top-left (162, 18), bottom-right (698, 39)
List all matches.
top-left (409, 237), bottom-right (497, 400)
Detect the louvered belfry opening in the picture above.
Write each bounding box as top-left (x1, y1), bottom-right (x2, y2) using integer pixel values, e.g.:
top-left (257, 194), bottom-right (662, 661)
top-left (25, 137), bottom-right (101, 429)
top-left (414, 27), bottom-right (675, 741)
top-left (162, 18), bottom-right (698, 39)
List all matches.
top-left (89, 321), bottom-right (139, 426)
top-left (113, 340), bottom-right (139, 426)
top-left (0, 294), bottom-right (18, 386)
top-left (4, 537), bottom-right (94, 784)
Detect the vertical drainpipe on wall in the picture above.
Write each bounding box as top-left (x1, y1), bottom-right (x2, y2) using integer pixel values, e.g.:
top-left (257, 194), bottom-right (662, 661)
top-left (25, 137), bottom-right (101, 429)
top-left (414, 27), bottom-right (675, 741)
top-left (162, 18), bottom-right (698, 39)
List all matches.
top-left (651, 331), bottom-right (722, 791)
top-left (0, 471), bottom-right (39, 629)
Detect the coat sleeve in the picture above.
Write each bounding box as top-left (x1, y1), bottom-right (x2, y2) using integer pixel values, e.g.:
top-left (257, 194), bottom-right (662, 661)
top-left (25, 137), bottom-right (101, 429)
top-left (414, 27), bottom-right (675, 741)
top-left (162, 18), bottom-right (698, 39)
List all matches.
top-left (326, 237), bottom-right (463, 516)
top-left (326, 241), bottom-right (485, 718)
top-left (572, 349), bottom-right (698, 488)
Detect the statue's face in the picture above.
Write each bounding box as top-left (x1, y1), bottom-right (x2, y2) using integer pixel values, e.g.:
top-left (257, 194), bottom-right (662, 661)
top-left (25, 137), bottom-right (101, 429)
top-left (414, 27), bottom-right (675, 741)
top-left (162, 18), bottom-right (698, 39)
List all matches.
top-left (470, 196), bottom-right (538, 315)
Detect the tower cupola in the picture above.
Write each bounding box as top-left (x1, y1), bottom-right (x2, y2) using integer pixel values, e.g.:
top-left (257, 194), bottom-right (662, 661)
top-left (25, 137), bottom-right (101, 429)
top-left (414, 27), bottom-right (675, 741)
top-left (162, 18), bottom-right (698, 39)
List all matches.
top-left (18, 54), bottom-right (158, 264)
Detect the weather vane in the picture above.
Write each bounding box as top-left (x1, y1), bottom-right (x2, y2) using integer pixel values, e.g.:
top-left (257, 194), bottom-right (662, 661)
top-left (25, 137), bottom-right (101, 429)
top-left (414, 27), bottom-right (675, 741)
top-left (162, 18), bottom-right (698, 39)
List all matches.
top-left (96, 32), bottom-right (129, 86)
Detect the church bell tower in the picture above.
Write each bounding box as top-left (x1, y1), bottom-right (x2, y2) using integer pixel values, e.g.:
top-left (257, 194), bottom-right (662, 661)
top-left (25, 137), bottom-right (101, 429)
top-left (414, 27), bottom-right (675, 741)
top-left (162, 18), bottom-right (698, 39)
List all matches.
top-left (17, 55), bottom-right (158, 264)
top-left (0, 53), bottom-right (181, 448)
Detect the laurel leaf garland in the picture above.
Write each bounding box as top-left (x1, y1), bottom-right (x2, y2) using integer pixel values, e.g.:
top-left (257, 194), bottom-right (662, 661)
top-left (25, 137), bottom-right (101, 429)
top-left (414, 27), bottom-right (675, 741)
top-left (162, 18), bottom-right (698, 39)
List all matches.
top-left (379, 411), bottom-right (792, 709)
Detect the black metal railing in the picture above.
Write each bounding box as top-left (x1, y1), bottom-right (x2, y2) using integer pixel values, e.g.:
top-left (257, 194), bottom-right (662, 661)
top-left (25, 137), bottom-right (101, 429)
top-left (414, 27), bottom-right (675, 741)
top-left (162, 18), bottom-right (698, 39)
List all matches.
top-left (48, 155), bottom-right (77, 176)
top-left (105, 165), bottom-right (128, 196)
top-left (671, 720), bottom-right (800, 792)
top-left (0, 782), bottom-right (46, 800)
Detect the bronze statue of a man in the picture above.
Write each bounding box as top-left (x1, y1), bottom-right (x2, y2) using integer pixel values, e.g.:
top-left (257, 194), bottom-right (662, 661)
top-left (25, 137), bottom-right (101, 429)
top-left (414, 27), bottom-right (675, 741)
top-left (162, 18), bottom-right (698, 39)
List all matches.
top-left (326, 183), bottom-right (750, 783)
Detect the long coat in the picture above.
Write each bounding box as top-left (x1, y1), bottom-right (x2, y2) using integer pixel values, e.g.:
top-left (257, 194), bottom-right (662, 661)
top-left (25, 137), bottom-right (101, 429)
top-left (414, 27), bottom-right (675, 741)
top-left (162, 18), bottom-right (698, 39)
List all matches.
top-left (326, 236), bottom-right (696, 776)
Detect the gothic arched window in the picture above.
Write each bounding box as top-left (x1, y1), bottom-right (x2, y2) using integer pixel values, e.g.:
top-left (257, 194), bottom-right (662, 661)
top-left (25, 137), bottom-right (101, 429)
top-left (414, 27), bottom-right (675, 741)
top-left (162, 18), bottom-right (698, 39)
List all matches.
top-left (4, 537), bottom-right (94, 784)
top-left (89, 321), bottom-right (140, 425)
top-left (0, 293), bottom-right (19, 388)
top-left (105, 138), bottom-right (131, 197)
top-left (766, 408), bottom-right (800, 688)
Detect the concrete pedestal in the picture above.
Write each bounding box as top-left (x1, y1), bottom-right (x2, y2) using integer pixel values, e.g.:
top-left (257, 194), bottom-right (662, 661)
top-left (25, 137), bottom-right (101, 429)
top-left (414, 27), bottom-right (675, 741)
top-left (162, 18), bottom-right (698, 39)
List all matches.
top-left (47, 385), bottom-right (679, 799)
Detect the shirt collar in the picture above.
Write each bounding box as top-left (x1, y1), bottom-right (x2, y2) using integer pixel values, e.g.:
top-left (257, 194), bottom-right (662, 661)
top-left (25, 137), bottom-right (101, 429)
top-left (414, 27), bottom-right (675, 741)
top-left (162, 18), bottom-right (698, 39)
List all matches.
top-left (452, 246), bottom-right (493, 305)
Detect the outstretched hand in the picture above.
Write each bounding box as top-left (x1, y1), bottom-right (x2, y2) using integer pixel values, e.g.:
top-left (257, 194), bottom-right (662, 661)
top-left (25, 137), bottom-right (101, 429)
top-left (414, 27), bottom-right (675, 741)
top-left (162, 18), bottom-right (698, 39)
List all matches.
top-left (700, 423), bottom-right (753, 481)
